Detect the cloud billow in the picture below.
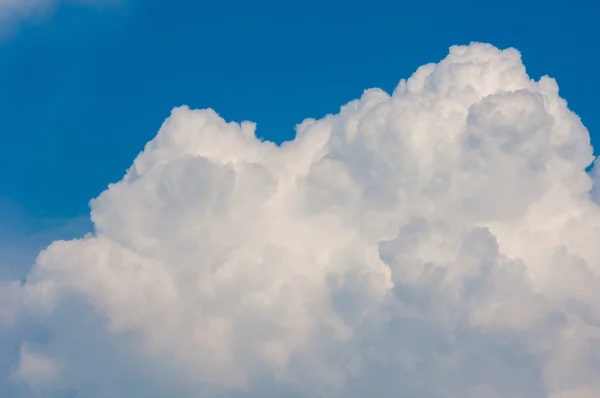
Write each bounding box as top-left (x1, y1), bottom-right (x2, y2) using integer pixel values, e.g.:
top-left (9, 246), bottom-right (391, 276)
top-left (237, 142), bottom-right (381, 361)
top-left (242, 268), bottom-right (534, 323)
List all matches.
top-left (4, 42), bottom-right (600, 397)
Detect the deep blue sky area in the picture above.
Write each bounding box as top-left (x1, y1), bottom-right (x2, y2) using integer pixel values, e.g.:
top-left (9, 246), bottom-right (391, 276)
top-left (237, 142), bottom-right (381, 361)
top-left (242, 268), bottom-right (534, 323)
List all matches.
top-left (0, 0), bottom-right (598, 222)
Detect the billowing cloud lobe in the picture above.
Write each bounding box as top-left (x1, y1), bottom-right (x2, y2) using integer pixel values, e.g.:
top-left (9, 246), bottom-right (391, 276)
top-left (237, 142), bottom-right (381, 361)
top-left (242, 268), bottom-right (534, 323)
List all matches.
top-left (6, 43), bottom-right (600, 397)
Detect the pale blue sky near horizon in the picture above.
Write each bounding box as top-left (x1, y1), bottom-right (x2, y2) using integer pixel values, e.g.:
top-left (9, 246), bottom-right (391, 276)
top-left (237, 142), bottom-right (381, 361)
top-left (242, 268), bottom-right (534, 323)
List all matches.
top-left (0, 0), bottom-right (598, 262)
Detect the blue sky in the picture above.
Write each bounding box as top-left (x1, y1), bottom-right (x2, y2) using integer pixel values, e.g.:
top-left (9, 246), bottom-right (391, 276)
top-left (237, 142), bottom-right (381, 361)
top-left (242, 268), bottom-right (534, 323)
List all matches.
top-left (2, 1), bottom-right (600, 397)
top-left (0, 0), bottom-right (598, 223)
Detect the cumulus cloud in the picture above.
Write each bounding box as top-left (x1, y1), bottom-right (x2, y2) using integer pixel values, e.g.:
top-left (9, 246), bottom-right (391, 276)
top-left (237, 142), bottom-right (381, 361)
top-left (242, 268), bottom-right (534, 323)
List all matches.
top-left (3, 42), bottom-right (600, 397)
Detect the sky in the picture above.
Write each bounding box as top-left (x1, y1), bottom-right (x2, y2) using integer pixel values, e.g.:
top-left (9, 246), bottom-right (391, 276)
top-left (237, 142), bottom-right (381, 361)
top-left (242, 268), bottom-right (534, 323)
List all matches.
top-left (0, 0), bottom-right (598, 221)
top-left (1, 1), bottom-right (600, 397)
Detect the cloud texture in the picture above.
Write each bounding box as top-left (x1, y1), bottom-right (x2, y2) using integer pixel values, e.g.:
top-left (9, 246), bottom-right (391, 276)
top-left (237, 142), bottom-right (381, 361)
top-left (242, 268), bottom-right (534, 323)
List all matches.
top-left (4, 42), bottom-right (600, 397)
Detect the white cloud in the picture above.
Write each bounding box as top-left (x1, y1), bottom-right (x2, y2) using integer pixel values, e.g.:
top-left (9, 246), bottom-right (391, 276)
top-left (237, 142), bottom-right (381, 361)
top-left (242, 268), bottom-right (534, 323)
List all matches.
top-left (11, 344), bottom-right (62, 390)
top-left (4, 42), bottom-right (600, 397)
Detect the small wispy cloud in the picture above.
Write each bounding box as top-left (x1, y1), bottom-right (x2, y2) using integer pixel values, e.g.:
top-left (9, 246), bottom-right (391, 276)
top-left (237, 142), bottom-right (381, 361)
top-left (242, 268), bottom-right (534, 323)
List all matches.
top-left (0, 0), bottom-right (114, 35)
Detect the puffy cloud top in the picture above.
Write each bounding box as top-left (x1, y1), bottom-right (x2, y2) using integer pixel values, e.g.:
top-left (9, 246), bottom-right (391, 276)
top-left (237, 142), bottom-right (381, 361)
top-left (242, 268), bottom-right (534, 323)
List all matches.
top-left (5, 42), bottom-right (600, 397)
